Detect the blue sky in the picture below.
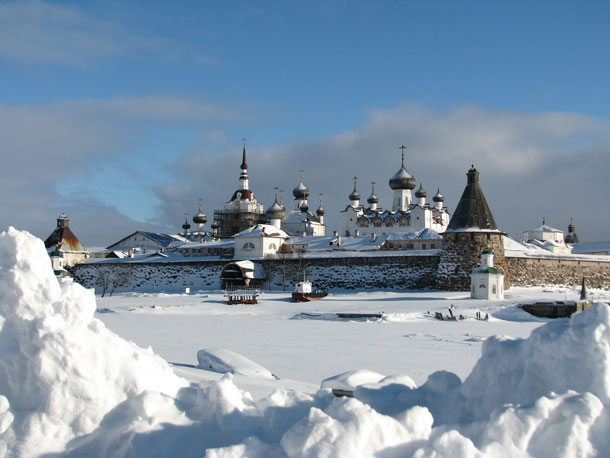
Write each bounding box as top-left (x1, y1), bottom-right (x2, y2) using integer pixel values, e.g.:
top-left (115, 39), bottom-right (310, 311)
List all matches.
top-left (1, 0), bottom-right (609, 245)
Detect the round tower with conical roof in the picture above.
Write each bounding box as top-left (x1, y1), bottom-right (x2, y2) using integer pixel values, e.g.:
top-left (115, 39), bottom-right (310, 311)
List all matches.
top-left (436, 166), bottom-right (508, 291)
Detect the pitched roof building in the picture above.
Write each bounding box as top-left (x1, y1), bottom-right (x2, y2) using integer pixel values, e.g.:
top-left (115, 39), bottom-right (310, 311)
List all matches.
top-left (44, 213), bottom-right (90, 268)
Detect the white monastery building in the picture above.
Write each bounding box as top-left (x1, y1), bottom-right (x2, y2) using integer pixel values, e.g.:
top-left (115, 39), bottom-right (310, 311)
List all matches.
top-left (342, 147), bottom-right (450, 236)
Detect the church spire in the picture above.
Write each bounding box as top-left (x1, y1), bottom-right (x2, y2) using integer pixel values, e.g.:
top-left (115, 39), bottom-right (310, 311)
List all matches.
top-left (238, 138), bottom-right (249, 190)
top-left (241, 137), bottom-right (248, 170)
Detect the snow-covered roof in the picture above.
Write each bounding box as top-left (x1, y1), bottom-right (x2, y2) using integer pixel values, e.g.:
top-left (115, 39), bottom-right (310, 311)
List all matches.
top-left (177, 239), bottom-right (235, 249)
top-left (385, 228), bottom-right (441, 241)
top-left (571, 241), bottom-right (610, 254)
top-left (106, 231), bottom-right (188, 249)
top-left (285, 235), bottom-right (387, 252)
top-left (233, 224), bottom-right (289, 239)
top-left (233, 260), bottom-right (266, 279)
top-left (525, 224), bottom-right (563, 233)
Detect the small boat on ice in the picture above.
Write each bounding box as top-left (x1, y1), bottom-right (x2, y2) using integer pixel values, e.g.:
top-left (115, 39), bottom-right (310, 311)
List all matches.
top-left (292, 280), bottom-right (328, 302)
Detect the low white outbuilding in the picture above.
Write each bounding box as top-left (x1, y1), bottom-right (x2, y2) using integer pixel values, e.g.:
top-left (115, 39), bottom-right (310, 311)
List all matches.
top-left (470, 248), bottom-right (505, 300)
top-left (232, 224), bottom-right (289, 259)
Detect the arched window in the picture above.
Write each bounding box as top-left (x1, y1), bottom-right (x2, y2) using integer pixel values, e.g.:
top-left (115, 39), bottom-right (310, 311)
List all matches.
top-left (372, 217), bottom-right (382, 227)
top-left (384, 217), bottom-right (394, 227)
top-left (242, 242), bottom-right (255, 251)
top-left (269, 243), bottom-right (277, 251)
top-left (398, 216), bottom-right (409, 227)
top-left (358, 217), bottom-right (369, 227)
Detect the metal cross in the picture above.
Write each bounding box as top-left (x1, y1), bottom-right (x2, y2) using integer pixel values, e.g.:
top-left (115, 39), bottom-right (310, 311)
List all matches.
top-left (399, 145), bottom-right (407, 165)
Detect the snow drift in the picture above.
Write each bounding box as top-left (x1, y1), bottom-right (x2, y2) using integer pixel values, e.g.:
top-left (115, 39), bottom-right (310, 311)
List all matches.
top-left (1, 227), bottom-right (610, 457)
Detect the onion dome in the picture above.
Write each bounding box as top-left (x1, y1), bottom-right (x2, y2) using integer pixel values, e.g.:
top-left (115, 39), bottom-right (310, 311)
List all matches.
top-left (389, 146), bottom-right (416, 190)
top-left (192, 200), bottom-right (207, 225)
top-left (433, 188), bottom-right (445, 203)
top-left (316, 193), bottom-right (325, 216)
top-left (367, 182), bottom-right (378, 204)
top-left (389, 165), bottom-right (416, 190)
top-left (266, 200), bottom-right (286, 220)
top-left (349, 176), bottom-right (361, 201)
top-left (415, 183), bottom-right (427, 198)
top-left (300, 202), bottom-right (309, 213)
top-left (182, 215), bottom-right (191, 231)
top-left (293, 171), bottom-right (310, 199)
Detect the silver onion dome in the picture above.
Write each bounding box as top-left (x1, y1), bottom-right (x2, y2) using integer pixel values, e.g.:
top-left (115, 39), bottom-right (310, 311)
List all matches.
top-left (266, 200), bottom-right (286, 220)
top-left (192, 200), bottom-right (207, 225)
top-left (415, 183), bottom-right (427, 198)
top-left (389, 165), bottom-right (416, 190)
top-left (433, 188), bottom-right (445, 202)
top-left (293, 171), bottom-right (310, 199)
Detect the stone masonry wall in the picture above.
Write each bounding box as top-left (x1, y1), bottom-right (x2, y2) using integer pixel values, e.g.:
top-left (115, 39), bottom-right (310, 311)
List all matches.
top-left (71, 255), bottom-right (441, 293)
top-left (506, 257), bottom-right (610, 289)
top-left (436, 232), bottom-right (507, 291)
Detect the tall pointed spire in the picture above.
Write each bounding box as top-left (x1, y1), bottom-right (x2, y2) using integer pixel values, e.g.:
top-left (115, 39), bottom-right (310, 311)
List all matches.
top-left (241, 137), bottom-right (248, 170)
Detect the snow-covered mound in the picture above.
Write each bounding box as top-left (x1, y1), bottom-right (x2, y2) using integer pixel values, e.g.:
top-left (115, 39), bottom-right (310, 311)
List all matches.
top-left (2, 228), bottom-right (610, 457)
top-left (0, 228), bottom-right (186, 457)
top-left (196, 348), bottom-right (276, 379)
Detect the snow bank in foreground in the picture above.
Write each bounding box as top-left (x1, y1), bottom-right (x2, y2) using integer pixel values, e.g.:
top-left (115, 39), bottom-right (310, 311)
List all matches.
top-left (2, 228), bottom-right (610, 457)
top-left (0, 228), bottom-right (186, 457)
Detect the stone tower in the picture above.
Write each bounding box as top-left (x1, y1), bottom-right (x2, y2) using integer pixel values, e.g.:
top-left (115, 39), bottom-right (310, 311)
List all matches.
top-left (436, 166), bottom-right (508, 291)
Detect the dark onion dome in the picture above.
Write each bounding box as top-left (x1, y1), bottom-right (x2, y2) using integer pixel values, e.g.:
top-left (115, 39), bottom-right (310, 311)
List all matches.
top-left (415, 183), bottom-right (427, 198)
top-left (300, 202), bottom-right (309, 213)
top-left (433, 188), bottom-right (445, 202)
top-left (293, 179), bottom-right (310, 199)
top-left (316, 204), bottom-right (325, 216)
top-left (182, 215), bottom-right (191, 231)
top-left (366, 192), bottom-right (378, 204)
top-left (266, 200), bottom-right (286, 220)
top-left (192, 201), bottom-right (208, 225)
top-left (389, 165), bottom-right (416, 190)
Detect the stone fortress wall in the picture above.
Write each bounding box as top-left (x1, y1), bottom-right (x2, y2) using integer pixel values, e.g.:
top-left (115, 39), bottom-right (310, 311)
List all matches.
top-left (71, 249), bottom-right (610, 294)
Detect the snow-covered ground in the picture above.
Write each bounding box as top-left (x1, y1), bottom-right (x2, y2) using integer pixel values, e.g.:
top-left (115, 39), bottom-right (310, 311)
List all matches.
top-left (2, 228), bottom-right (610, 457)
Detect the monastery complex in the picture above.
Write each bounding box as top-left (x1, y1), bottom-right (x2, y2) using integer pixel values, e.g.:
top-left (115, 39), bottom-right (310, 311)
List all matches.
top-left (44, 142), bottom-right (610, 294)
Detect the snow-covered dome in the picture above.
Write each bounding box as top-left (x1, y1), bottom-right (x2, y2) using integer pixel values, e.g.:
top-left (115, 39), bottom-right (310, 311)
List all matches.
top-left (415, 183), bottom-right (427, 198)
top-left (433, 188), bottom-right (445, 202)
top-left (266, 200), bottom-right (286, 220)
top-left (293, 179), bottom-right (310, 199)
top-left (389, 165), bottom-right (416, 190)
top-left (349, 188), bottom-right (361, 201)
top-left (367, 192), bottom-right (379, 204)
top-left (316, 205), bottom-right (325, 216)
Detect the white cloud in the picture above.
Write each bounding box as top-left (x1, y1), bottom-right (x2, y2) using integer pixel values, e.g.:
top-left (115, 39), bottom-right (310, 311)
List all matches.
top-left (2, 99), bottom-right (609, 245)
top-left (157, 105), bottom-right (610, 242)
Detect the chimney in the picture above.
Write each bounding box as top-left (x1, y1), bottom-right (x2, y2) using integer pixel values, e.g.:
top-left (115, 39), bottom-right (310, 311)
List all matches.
top-left (371, 233), bottom-right (377, 242)
top-left (337, 236), bottom-right (342, 246)
top-left (355, 229), bottom-right (360, 236)
top-left (333, 231), bottom-right (338, 236)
